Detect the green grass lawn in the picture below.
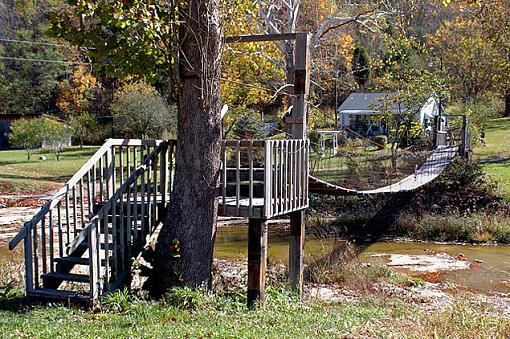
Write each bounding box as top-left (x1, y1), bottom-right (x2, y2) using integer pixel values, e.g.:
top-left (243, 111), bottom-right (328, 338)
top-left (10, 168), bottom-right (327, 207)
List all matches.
top-left (0, 147), bottom-right (99, 195)
top-left (473, 118), bottom-right (510, 198)
top-left (0, 288), bottom-right (508, 338)
top-left (475, 117), bottom-right (510, 160)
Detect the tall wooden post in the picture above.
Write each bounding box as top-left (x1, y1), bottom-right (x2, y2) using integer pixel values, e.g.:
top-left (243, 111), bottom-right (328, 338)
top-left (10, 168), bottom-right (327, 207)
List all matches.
top-left (247, 218), bottom-right (268, 309)
top-left (287, 33), bottom-right (310, 295)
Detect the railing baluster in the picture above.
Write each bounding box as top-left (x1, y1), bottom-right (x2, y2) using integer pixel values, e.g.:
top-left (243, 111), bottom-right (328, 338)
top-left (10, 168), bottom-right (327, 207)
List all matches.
top-left (283, 140), bottom-right (289, 213)
top-left (41, 216), bottom-right (47, 274)
top-left (152, 150), bottom-right (158, 230)
top-left (87, 170), bottom-right (93, 220)
top-left (99, 156), bottom-right (104, 201)
top-left (24, 226), bottom-right (33, 292)
top-left (119, 173), bottom-right (125, 272)
top-left (89, 220), bottom-right (99, 304)
top-left (103, 212), bottom-right (110, 292)
top-left (222, 142), bottom-right (227, 209)
top-left (140, 149), bottom-right (147, 243)
top-left (79, 178), bottom-right (85, 229)
top-left (248, 141), bottom-right (254, 216)
top-left (263, 141), bottom-right (272, 218)
top-left (49, 210), bottom-right (54, 273)
top-left (33, 222), bottom-right (39, 289)
top-left (57, 202), bottom-right (63, 257)
top-left (111, 190), bottom-right (118, 280)
top-left (236, 142), bottom-right (241, 215)
top-left (65, 192), bottom-right (70, 246)
top-left (72, 186), bottom-right (78, 236)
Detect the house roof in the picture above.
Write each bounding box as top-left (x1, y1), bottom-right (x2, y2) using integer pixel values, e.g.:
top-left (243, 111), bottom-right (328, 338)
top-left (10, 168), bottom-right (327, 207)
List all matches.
top-left (338, 92), bottom-right (392, 113)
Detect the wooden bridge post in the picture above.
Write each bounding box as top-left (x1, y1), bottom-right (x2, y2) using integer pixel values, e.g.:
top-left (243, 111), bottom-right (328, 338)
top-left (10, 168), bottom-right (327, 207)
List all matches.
top-left (247, 218), bottom-right (268, 309)
top-left (289, 210), bottom-right (305, 294)
top-left (288, 32), bottom-right (310, 296)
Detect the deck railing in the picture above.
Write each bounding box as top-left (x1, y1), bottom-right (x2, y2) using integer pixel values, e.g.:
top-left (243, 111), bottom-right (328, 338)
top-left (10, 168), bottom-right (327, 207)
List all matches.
top-left (220, 139), bottom-right (309, 219)
top-left (9, 139), bottom-right (174, 299)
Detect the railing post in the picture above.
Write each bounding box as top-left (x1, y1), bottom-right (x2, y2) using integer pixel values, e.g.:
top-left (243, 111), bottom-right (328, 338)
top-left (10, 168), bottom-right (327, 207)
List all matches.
top-left (160, 142), bottom-right (169, 210)
top-left (24, 225), bottom-right (34, 293)
top-left (89, 220), bottom-right (100, 307)
top-left (106, 146), bottom-right (114, 200)
top-left (263, 142), bottom-right (272, 218)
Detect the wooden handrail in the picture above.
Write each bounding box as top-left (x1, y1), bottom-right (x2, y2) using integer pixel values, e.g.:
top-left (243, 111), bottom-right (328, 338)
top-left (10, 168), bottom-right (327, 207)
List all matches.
top-left (9, 139), bottom-right (166, 250)
top-left (68, 141), bottom-right (167, 254)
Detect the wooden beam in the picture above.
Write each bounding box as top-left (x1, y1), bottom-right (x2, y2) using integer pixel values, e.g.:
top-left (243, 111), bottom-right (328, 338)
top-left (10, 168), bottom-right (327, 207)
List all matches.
top-left (247, 218), bottom-right (268, 309)
top-left (223, 33), bottom-right (298, 44)
top-left (289, 210), bottom-right (305, 295)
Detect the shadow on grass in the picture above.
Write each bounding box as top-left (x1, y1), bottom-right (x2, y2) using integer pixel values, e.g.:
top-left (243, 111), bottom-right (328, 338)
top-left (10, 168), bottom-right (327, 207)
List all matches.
top-left (0, 283), bottom-right (28, 312)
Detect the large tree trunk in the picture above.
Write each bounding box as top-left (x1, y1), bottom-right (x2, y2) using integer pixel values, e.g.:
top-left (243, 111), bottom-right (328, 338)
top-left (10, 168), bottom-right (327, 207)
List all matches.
top-left (153, 0), bottom-right (222, 294)
top-left (505, 89), bottom-right (510, 118)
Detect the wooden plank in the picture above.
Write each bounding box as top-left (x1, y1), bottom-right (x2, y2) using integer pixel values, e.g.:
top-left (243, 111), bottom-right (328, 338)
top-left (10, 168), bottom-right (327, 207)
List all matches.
top-left (289, 210), bottom-right (305, 296)
top-left (247, 218), bottom-right (268, 309)
top-left (223, 33), bottom-right (297, 44)
top-left (224, 140), bottom-right (265, 147)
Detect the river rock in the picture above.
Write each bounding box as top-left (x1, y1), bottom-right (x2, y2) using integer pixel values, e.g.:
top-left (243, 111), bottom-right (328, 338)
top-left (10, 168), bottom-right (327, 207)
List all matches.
top-left (385, 253), bottom-right (470, 273)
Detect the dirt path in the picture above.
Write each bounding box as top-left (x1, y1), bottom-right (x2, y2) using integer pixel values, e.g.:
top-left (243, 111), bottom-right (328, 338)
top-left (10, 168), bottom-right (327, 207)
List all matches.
top-left (0, 190), bottom-right (55, 244)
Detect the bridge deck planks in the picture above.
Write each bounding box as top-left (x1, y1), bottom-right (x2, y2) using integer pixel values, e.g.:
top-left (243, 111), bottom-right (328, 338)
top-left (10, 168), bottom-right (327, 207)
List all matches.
top-left (310, 146), bottom-right (459, 196)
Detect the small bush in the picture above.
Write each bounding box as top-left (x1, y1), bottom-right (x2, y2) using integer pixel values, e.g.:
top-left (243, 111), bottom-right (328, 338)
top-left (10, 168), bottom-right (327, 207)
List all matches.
top-left (371, 135), bottom-right (387, 149)
top-left (102, 289), bottom-right (134, 313)
top-left (163, 287), bottom-right (208, 310)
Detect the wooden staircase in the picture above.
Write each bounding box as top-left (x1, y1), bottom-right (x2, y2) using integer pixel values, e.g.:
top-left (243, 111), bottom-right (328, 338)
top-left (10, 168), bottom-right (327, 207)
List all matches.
top-left (9, 139), bottom-right (175, 306)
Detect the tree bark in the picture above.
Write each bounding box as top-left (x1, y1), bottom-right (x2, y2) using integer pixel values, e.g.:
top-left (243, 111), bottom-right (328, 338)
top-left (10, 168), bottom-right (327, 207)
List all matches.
top-left (153, 0), bottom-right (222, 294)
top-left (505, 89), bottom-right (510, 118)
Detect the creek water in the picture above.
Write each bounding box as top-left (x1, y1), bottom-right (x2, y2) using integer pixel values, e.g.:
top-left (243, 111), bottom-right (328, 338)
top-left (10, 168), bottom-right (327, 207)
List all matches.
top-left (1, 225), bottom-right (509, 295)
top-left (215, 225), bottom-right (510, 295)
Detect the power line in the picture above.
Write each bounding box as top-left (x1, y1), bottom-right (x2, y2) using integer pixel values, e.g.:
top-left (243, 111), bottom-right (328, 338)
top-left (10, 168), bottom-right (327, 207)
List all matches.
top-left (0, 38), bottom-right (93, 49)
top-left (0, 56), bottom-right (89, 65)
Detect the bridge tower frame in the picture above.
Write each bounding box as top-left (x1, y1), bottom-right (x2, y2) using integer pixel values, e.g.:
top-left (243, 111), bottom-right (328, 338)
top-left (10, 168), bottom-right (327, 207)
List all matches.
top-left (224, 32), bottom-right (311, 307)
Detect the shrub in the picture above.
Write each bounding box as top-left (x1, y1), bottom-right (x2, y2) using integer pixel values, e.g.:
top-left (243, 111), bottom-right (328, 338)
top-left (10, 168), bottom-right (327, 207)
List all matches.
top-left (231, 110), bottom-right (265, 140)
top-left (40, 117), bottom-right (72, 161)
top-left (163, 287), bottom-right (208, 310)
top-left (371, 135), bottom-right (387, 149)
top-left (69, 112), bottom-right (99, 148)
top-left (9, 118), bottom-right (44, 160)
top-left (111, 82), bottom-right (177, 139)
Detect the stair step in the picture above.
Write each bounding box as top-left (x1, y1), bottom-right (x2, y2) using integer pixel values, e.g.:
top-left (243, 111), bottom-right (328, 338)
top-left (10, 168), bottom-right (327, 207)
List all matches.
top-left (54, 256), bottom-right (110, 266)
top-left (28, 288), bottom-right (90, 302)
top-left (42, 272), bottom-right (90, 284)
top-left (77, 242), bottom-right (115, 251)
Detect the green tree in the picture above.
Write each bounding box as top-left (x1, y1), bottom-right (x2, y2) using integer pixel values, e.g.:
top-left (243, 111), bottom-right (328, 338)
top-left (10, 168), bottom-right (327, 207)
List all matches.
top-left (231, 111), bottom-right (265, 140)
top-left (0, 29), bottom-right (66, 115)
top-left (111, 82), bottom-right (176, 139)
top-left (9, 118), bottom-right (44, 160)
top-left (51, 0), bottom-right (224, 292)
top-left (41, 117), bottom-right (71, 161)
top-left (352, 46), bottom-right (370, 88)
top-left (69, 113), bottom-right (99, 148)
top-left (376, 72), bottom-right (444, 171)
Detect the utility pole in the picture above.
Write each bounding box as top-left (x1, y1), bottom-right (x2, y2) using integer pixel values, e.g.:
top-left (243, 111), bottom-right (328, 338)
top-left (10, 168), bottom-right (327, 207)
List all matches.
top-left (334, 44), bottom-right (339, 128)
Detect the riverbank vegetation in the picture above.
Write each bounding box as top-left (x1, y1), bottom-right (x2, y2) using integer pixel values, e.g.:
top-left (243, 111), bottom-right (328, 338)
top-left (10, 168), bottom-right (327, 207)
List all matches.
top-left (0, 259), bottom-right (509, 338)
